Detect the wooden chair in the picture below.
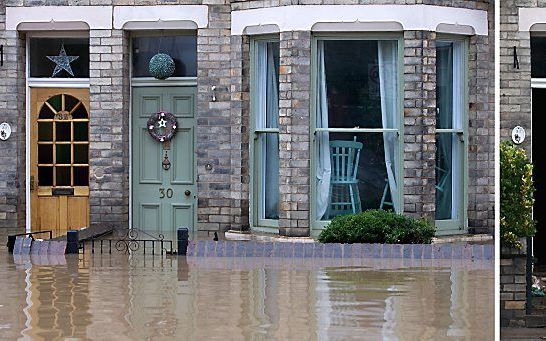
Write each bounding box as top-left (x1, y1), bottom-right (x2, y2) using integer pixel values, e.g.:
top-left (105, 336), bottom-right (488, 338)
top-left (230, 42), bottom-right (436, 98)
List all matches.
top-left (435, 166), bottom-right (451, 192)
top-left (327, 137), bottom-right (363, 218)
top-left (380, 179), bottom-right (394, 210)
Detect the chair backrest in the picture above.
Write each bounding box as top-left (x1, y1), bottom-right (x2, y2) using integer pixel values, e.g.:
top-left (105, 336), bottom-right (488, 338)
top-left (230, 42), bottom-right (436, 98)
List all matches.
top-left (329, 138), bottom-right (363, 183)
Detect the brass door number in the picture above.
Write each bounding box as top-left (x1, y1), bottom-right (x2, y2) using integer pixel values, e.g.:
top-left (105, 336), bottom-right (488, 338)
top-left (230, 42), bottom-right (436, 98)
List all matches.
top-left (159, 188), bottom-right (174, 199)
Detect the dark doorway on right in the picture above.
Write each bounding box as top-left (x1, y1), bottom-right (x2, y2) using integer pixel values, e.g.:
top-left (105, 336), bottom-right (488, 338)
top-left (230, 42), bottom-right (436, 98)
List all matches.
top-left (532, 88), bottom-right (546, 266)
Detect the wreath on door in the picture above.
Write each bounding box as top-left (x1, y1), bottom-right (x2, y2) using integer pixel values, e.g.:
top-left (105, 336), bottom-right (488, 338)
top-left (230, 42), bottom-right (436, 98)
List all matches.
top-left (147, 112), bottom-right (178, 142)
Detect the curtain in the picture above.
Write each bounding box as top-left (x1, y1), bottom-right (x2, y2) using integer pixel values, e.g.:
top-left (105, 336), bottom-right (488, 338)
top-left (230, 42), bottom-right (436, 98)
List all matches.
top-left (436, 42), bottom-right (454, 220)
top-left (451, 41), bottom-right (463, 219)
top-left (264, 43), bottom-right (280, 219)
top-left (316, 41), bottom-right (331, 220)
top-left (378, 41), bottom-right (400, 212)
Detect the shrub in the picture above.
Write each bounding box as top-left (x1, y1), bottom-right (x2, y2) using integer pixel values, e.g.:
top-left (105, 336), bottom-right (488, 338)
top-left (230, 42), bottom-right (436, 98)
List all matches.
top-left (500, 141), bottom-right (536, 249)
top-left (317, 209), bottom-right (436, 244)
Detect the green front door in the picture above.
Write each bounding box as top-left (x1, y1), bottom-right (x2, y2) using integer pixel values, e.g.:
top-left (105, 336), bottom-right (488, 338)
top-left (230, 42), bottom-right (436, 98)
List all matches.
top-left (132, 87), bottom-right (196, 241)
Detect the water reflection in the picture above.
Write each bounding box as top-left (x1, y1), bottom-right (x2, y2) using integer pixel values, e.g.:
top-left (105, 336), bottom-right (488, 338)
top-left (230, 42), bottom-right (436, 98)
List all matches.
top-left (0, 251), bottom-right (493, 340)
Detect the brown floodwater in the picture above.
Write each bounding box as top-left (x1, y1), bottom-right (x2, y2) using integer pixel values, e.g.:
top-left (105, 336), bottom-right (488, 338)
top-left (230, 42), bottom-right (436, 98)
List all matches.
top-left (0, 247), bottom-right (493, 340)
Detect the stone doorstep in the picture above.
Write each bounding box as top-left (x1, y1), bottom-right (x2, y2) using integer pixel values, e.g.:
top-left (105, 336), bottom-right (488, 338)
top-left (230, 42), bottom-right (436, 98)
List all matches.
top-left (432, 234), bottom-right (493, 244)
top-left (526, 313), bottom-right (546, 328)
top-left (224, 230), bottom-right (314, 243)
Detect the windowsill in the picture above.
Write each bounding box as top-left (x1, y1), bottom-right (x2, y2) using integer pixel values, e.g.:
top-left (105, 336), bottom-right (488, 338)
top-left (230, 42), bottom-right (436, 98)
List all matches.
top-left (251, 225), bottom-right (279, 235)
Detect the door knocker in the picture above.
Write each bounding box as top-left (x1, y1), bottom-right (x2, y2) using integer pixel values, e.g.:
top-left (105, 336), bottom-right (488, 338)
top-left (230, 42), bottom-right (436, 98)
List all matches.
top-left (162, 151), bottom-right (171, 170)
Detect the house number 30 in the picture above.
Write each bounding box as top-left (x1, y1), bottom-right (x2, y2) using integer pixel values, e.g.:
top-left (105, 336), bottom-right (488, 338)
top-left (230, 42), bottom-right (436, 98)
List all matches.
top-left (159, 188), bottom-right (173, 198)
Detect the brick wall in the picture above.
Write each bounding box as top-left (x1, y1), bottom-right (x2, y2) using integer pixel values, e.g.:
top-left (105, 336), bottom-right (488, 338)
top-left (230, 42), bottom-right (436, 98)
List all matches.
top-left (88, 29), bottom-right (130, 229)
top-left (0, 2), bottom-right (25, 229)
top-left (500, 0), bottom-right (532, 153)
top-left (278, 31), bottom-right (311, 237)
top-left (402, 30), bottom-right (437, 221)
top-left (500, 246), bottom-right (528, 327)
top-left (196, 3), bottom-right (234, 231)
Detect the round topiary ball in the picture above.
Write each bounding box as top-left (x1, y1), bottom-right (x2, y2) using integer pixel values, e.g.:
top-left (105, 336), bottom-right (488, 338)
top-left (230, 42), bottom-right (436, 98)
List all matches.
top-left (149, 53), bottom-right (175, 80)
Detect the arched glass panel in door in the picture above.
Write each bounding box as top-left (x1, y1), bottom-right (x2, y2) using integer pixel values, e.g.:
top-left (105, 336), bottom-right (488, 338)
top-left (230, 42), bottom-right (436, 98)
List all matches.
top-left (37, 94), bottom-right (89, 188)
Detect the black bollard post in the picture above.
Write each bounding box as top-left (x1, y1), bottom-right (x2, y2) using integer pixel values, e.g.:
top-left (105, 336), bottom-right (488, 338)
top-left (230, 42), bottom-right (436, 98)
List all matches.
top-left (7, 235), bottom-right (16, 253)
top-left (177, 227), bottom-right (189, 255)
top-left (66, 230), bottom-right (79, 254)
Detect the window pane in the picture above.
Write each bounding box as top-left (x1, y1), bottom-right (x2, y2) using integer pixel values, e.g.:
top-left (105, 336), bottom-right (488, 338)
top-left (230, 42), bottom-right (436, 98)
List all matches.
top-left (71, 103), bottom-right (88, 119)
top-left (532, 36), bottom-right (546, 78)
top-left (74, 166), bottom-right (89, 186)
top-left (55, 122), bottom-right (71, 141)
top-left (38, 144), bottom-right (53, 164)
top-left (132, 35), bottom-right (197, 77)
top-left (74, 122), bottom-right (88, 141)
top-left (258, 134), bottom-right (279, 219)
top-left (29, 38), bottom-right (89, 78)
top-left (39, 105), bottom-right (55, 119)
top-left (56, 167), bottom-right (71, 186)
top-left (48, 95), bottom-right (62, 112)
top-left (322, 40), bottom-right (398, 129)
top-left (436, 132), bottom-right (454, 220)
top-left (38, 122), bottom-right (53, 141)
top-left (65, 95), bottom-right (79, 112)
top-left (56, 144), bottom-right (71, 164)
top-left (436, 42), bottom-right (454, 129)
top-left (73, 144), bottom-right (88, 164)
top-left (38, 166), bottom-right (53, 186)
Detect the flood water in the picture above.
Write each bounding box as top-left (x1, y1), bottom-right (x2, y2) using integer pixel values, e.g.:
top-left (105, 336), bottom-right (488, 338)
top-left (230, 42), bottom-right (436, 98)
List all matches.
top-left (0, 247), bottom-right (493, 340)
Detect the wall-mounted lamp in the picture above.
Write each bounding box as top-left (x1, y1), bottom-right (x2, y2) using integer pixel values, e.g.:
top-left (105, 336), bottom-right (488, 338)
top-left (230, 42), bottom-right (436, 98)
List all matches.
top-left (513, 46), bottom-right (519, 69)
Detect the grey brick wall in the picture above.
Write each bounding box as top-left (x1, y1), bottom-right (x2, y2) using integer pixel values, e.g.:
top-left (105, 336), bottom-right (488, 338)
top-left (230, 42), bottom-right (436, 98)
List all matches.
top-left (500, 0), bottom-right (532, 152)
top-left (229, 34), bottom-right (251, 230)
top-left (278, 31), bottom-right (311, 237)
top-left (0, 3), bottom-right (25, 229)
top-left (402, 30), bottom-right (437, 222)
top-left (89, 29), bottom-right (130, 229)
top-left (196, 3), bottom-right (234, 231)
top-left (500, 247), bottom-right (528, 327)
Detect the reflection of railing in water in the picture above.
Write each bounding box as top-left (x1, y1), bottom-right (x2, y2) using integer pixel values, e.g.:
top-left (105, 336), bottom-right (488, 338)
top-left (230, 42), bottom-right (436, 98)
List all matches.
top-left (79, 228), bottom-right (174, 255)
top-left (7, 230), bottom-right (53, 253)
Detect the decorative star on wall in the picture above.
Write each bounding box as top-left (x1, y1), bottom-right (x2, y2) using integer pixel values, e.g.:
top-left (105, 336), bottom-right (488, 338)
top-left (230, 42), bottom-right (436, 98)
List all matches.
top-left (47, 44), bottom-right (79, 77)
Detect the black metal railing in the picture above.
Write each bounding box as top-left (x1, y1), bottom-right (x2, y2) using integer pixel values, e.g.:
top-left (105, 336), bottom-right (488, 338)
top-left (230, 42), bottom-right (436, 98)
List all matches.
top-left (79, 228), bottom-right (173, 255)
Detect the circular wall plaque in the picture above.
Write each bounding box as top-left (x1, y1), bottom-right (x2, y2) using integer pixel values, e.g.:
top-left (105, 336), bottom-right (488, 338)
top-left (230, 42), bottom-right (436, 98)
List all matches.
top-left (0, 122), bottom-right (11, 141)
top-left (512, 126), bottom-right (525, 145)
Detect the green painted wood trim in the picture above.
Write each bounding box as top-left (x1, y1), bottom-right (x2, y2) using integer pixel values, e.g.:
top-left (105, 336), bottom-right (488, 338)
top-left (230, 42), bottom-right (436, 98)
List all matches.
top-left (249, 35), bottom-right (280, 231)
top-left (434, 34), bottom-right (470, 234)
top-left (310, 33), bottom-right (405, 231)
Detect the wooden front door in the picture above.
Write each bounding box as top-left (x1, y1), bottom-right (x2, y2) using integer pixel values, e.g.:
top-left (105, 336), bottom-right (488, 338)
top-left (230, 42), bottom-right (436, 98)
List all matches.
top-left (132, 87), bottom-right (197, 241)
top-left (30, 88), bottom-right (90, 237)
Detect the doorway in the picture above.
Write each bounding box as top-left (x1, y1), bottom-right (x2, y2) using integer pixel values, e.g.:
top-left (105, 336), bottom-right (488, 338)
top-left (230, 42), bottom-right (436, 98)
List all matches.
top-left (533, 88), bottom-right (546, 265)
top-left (131, 86), bottom-right (197, 241)
top-left (30, 88), bottom-right (90, 237)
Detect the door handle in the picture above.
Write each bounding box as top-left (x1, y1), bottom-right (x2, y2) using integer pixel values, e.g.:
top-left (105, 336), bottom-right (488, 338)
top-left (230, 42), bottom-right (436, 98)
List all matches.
top-left (30, 176), bottom-right (35, 191)
top-left (184, 190), bottom-right (191, 196)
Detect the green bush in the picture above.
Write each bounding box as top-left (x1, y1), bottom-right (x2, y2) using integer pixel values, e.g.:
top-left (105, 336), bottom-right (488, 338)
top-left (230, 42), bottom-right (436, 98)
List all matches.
top-left (500, 141), bottom-right (536, 249)
top-left (317, 209), bottom-right (436, 244)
